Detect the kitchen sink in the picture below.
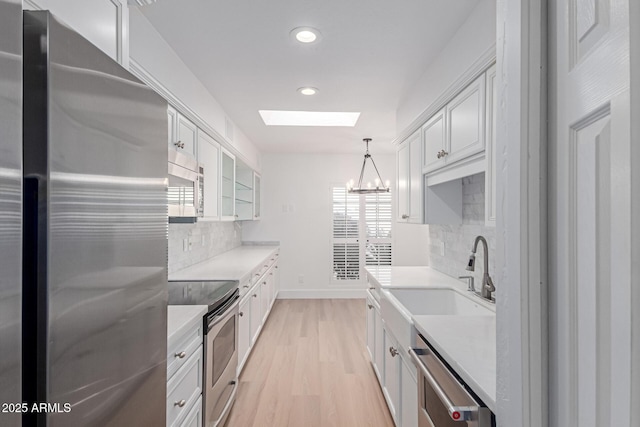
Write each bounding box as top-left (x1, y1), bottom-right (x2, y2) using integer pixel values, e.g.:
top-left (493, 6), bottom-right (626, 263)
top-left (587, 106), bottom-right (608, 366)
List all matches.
top-left (380, 287), bottom-right (495, 356)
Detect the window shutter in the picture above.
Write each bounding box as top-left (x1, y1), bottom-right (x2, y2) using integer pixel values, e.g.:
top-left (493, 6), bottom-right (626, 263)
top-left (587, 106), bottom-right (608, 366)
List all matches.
top-left (332, 187), bottom-right (360, 280)
top-left (365, 193), bottom-right (392, 267)
top-left (331, 187), bottom-right (392, 282)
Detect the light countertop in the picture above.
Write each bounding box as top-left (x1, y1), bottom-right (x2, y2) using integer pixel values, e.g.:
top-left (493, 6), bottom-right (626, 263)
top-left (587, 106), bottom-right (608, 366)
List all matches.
top-left (365, 265), bottom-right (469, 291)
top-left (167, 305), bottom-right (207, 349)
top-left (366, 266), bottom-right (496, 412)
top-left (168, 244), bottom-right (279, 283)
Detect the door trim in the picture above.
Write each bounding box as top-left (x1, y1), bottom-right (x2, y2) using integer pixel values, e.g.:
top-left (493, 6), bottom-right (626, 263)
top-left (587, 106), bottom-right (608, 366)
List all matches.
top-left (495, 1), bottom-right (547, 426)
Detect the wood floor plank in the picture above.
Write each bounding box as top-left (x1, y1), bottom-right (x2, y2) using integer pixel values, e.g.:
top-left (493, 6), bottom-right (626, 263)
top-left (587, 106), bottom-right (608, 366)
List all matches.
top-left (226, 299), bottom-right (394, 427)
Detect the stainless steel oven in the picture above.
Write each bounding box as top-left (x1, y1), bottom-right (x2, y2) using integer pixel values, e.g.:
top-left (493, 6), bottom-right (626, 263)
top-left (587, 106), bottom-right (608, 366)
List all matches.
top-left (167, 280), bottom-right (240, 427)
top-left (409, 335), bottom-right (494, 427)
top-left (203, 288), bottom-right (239, 427)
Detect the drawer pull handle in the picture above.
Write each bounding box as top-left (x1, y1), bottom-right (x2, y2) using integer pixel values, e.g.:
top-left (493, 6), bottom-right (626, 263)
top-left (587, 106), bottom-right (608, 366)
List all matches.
top-left (389, 347), bottom-right (399, 357)
top-left (243, 285), bottom-right (249, 289)
top-left (174, 141), bottom-right (185, 149)
top-left (174, 351), bottom-right (186, 359)
top-left (401, 214), bottom-right (409, 219)
top-left (174, 399), bottom-right (186, 408)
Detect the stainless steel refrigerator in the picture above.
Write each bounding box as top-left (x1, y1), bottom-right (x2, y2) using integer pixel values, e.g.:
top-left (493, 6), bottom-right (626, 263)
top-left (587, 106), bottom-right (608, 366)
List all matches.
top-left (4, 9), bottom-right (168, 426)
top-left (0, 1), bottom-right (23, 426)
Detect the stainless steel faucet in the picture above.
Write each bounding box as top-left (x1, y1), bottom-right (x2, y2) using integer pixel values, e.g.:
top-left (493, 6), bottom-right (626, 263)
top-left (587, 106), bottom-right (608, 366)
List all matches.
top-left (466, 235), bottom-right (495, 301)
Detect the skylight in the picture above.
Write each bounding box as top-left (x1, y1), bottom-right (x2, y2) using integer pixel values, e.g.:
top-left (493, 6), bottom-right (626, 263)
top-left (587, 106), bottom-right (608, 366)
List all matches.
top-left (258, 110), bottom-right (361, 127)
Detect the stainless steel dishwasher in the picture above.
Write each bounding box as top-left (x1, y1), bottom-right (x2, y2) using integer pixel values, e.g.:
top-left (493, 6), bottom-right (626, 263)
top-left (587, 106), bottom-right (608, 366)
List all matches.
top-left (409, 334), bottom-right (495, 427)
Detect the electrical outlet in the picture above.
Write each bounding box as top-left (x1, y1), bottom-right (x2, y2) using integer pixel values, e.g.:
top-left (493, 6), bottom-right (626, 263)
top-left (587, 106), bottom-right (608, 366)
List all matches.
top-left (298, 275), bottom-right (304, 284)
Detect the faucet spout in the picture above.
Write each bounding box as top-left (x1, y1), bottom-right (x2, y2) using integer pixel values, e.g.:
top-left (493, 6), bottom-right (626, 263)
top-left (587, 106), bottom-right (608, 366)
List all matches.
top-left (470, 235), bottom-right (494, 301)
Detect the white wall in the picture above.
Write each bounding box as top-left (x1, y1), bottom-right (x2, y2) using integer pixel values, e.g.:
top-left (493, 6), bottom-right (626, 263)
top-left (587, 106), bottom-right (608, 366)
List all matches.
top-left (396, 0), bottom-right (496, 131)
top-left (242, 153), bottom-right (424, 298)
top-left (128, 7), bottom-right (261, 171)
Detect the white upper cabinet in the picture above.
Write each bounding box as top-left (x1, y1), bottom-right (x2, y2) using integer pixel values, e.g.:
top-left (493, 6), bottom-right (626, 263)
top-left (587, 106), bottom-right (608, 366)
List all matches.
top-left (396, 129), bottom-right (422, 223)
top-left (176, 114), bottom-right (197, 158)
top-left (253, 173), bottom-right (261, 220)
top-left (168, 106), bottom-right (197, 158)
top-left (421, 108), bottom-right (446, 174)
top-left (197, 130), bottom-right (220, 220)
top-left (484, 64), bottom-right (497, 227)
top-left (445, 73), bottom-right (486, 164)
top-left (220, 148), bottom-right (236, 220)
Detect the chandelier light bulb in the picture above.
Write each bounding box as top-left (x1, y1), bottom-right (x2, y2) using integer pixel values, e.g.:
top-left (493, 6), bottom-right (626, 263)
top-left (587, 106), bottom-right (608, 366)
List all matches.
top-left (367, 182), bottom-right (372, 188)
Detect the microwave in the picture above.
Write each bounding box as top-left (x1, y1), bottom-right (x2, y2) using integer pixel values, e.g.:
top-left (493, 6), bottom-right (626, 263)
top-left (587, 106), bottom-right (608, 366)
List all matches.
top-left (168, 149), bottom-right (203, 223)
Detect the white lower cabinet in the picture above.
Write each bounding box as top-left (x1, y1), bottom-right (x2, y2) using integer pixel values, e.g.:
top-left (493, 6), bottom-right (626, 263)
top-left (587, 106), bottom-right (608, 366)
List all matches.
top-left (383, 329), bottom-right (401, 424)
top-left (373, 304), bottom-right (385, 381)
top-left (181, 395), bottom-right (202, 427)
top-left (238, 295), bottom-right (251, 371)
top-left (400, 357), bottom-right (418, 427)
top-left (366, 293), bottom-right (418, 427)
top-left (167, 345), bottom-right (203, 427)
top-left (237, 250), bottom-right (280, 376)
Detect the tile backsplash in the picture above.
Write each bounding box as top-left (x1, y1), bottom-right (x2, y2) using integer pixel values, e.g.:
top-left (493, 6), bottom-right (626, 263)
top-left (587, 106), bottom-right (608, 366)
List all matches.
top-left (429, 172), bottom-right (495, 285)
top-left (168, 221), bottom-right (242, 274)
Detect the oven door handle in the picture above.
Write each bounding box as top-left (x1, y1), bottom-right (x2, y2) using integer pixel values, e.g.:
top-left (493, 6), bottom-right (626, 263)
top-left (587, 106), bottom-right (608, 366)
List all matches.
top-left (408, 347), bottom-right (479, 422)
top-left (207, 297), bottom-right (239, 332)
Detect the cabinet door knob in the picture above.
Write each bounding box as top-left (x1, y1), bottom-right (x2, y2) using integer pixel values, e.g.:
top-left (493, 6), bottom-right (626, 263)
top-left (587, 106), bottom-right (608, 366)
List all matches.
top-left (437, 150), bottom-right (442, 159)
top-left (263, 281), bottom-right (267, 285)
top-left (174, 141), bottom-right (185, 149)
top-left (243, 285), bottom-right (249, 288)
top-left (174, 400), bottom-right (186, 408)
top-left (174, 351), bottom-right (186, 359)
top-left (252, 294), bottom-right (257, 298)
top-left (442, 150), bottom-right (449, 157)
top-left (367, 304), bottom-right (373, 309)
top-left (389, 346), bottom-right (399, 357)
top-left (401, 214), bottom-right (409, 219)
top-left (239, 311), bottom-right (244, 317)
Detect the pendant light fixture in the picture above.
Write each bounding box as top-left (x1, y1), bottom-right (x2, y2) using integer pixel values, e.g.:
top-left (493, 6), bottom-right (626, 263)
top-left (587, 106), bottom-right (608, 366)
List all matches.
top-left (347, 138), bottom-right (390, 194)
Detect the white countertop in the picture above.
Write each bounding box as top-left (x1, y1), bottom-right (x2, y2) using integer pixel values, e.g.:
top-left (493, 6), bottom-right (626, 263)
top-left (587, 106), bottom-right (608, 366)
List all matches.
top-left (169, 244), bottom-right (279, 283)
top-left (167, 305), bottom-right (207, 349)
top-left (413, 315), bottom-right (496, 412)
top-left (366, 266), bottom-right (496, 412)
top-left (365, 265), bottom-right (468, 291)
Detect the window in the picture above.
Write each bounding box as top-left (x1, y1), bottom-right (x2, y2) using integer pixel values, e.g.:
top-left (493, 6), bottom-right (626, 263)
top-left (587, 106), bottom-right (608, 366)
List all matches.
top-left (332, 187), bottom-right (392, 282)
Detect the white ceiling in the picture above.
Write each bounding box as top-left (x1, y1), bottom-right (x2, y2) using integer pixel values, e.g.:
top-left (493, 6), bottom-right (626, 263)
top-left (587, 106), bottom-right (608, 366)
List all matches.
top-left (140, 0), bottom-right (481, 154)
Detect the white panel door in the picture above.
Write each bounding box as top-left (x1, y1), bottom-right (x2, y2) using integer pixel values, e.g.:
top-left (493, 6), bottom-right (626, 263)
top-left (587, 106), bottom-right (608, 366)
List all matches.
top-left (197, 131), bottom-right (220, 220)
top-left (549, 1), bottom-right (633, 426)
top-left (177, 114), bottom-right (197, 157)
top-left (396, 142), bottom-right (410, 222)
top-left (383, 329), bottom-right (400, 423)
top-left (445, 73), bottom-right (485, 164)
top-left (408, 130), bottom-right (423, 223)
top-left (237, 296), bottom-right (251, 372)
top-left (421, 108), bottom-right (446, 173)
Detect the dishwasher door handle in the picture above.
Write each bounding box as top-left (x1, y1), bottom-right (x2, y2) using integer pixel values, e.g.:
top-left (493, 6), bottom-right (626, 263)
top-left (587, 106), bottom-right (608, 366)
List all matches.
top-left (408, 347), bottom-right (479, 422)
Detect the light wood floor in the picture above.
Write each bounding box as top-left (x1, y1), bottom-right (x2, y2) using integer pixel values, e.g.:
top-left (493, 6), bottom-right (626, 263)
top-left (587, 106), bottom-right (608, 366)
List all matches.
top-left (226, 299), bottom-right (394, 427)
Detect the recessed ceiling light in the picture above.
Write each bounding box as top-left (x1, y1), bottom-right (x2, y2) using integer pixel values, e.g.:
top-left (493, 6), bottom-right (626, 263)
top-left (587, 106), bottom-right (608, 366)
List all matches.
top-left (259, 110), bottom-right (360, 127)
top-left (298, 87), bottom-right (318, 96)
top-left (290, 27), bottom-right (321, 44)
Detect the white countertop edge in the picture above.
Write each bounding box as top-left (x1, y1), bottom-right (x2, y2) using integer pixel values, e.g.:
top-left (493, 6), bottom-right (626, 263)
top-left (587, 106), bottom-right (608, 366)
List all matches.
top-left (167, 305), bottom-right (207, 348)
top-left (168, 244), bottom-right (280, 282)
top-left (412, 316), bottom-right (497, 413)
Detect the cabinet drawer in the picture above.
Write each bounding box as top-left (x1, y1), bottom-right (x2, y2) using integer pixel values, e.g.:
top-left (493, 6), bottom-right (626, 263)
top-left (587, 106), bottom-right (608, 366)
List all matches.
top-left (179, 395), bottom-right (202, 427)
top-left (167, 344), bottom-right (203, 427)
top-left (167, 321), bottom-right (203, 383)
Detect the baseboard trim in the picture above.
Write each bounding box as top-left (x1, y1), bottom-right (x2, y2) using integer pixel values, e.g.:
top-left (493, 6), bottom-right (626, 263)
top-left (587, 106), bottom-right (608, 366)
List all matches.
top-left (276, 289), bottom-right (366, 299)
